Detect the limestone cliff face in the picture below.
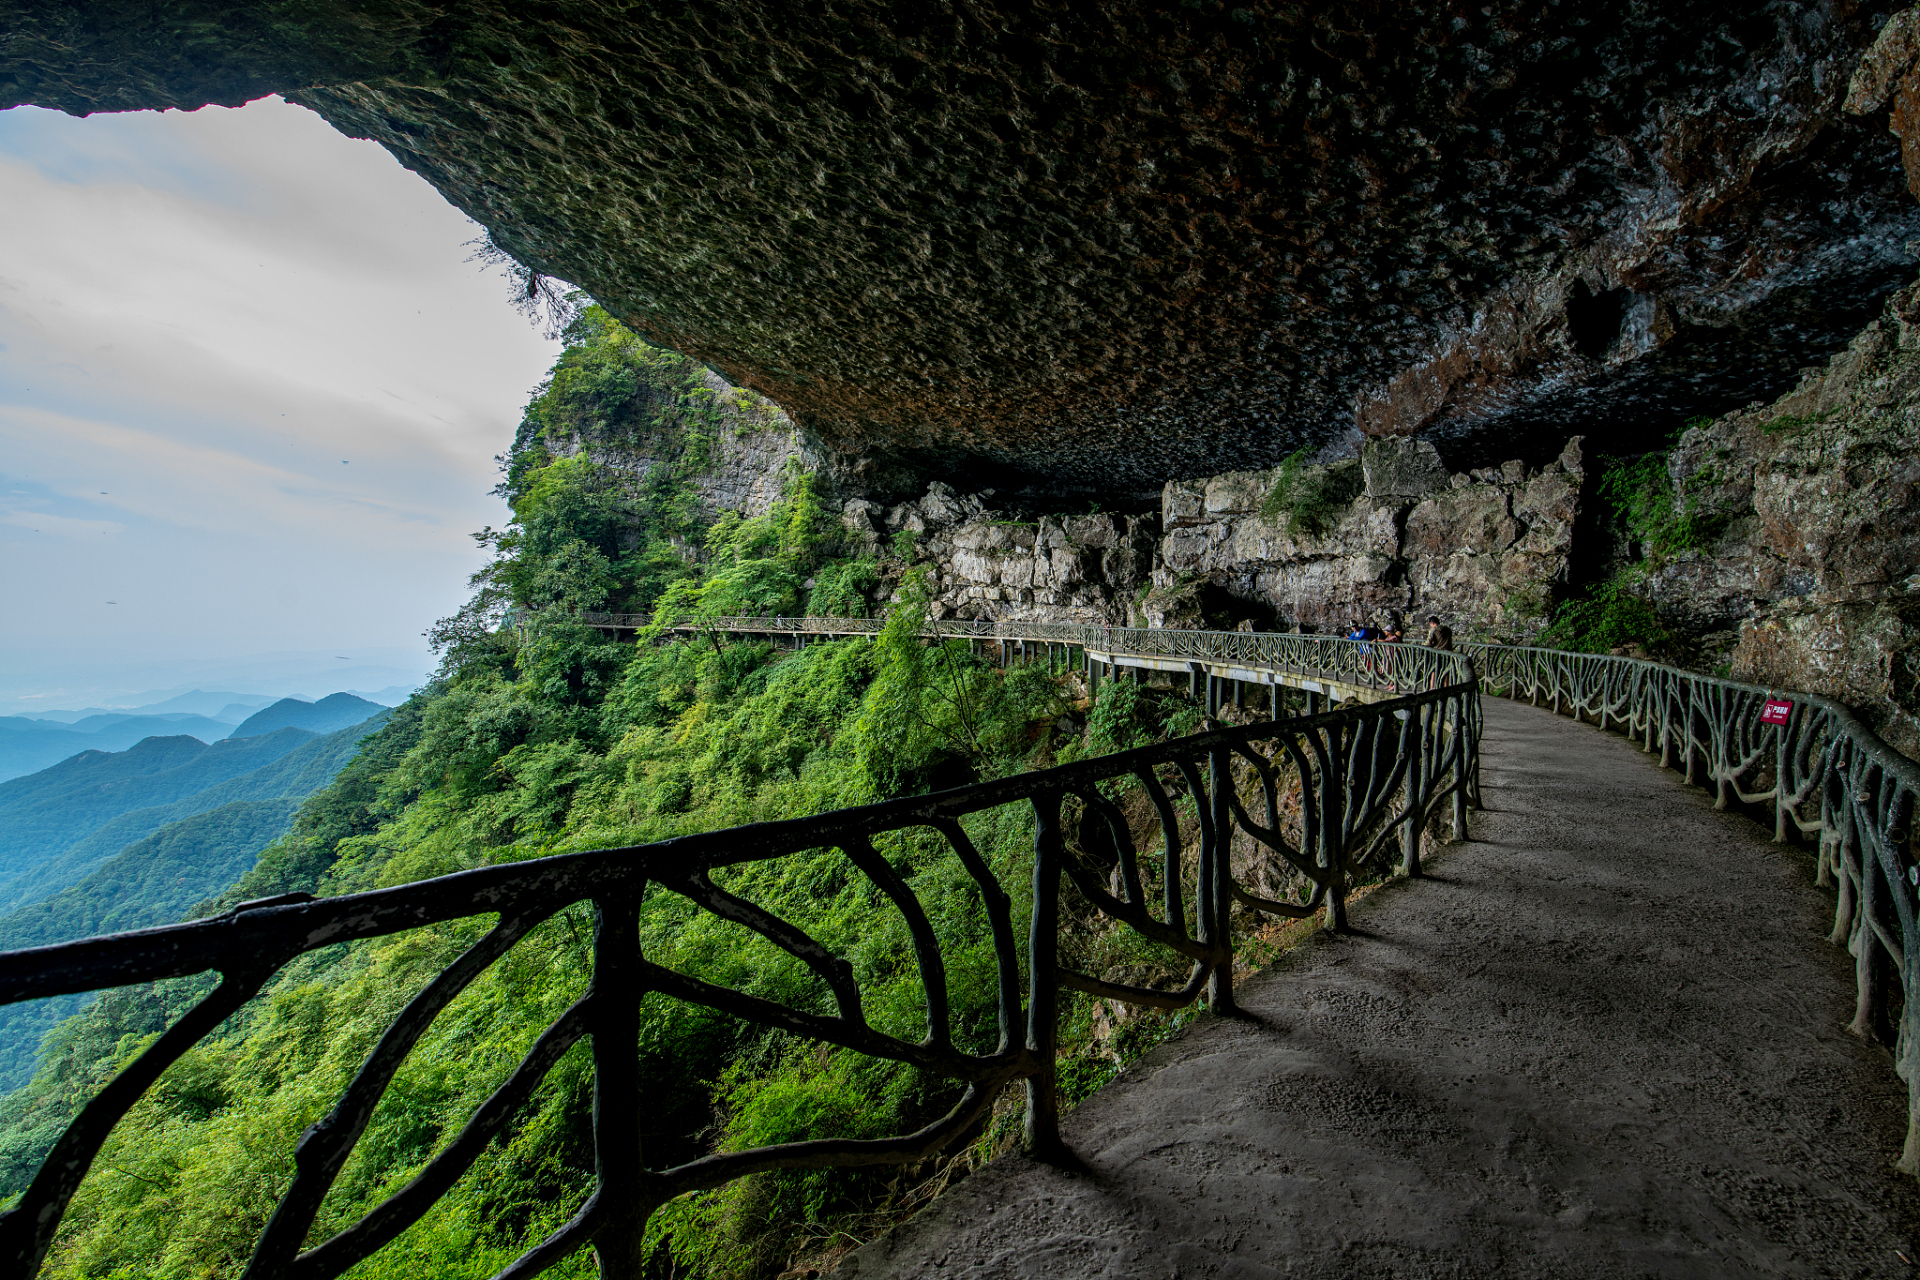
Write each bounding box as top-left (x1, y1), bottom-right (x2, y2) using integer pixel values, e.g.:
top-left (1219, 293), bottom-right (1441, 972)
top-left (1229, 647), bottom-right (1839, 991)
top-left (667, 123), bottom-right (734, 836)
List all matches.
top-left (839, 486), bottom-right (1155, 625)
top-left (1150, 439), bottom-right (1583, 641)
top-left (558, 309), bottom-right (1918, 757)
top-left (547, 367), bottom-right (812, 527)
top-left (836, 438), bottom-right (1581, 638)
top-left (1638, 281), bottom-right (1920, 753)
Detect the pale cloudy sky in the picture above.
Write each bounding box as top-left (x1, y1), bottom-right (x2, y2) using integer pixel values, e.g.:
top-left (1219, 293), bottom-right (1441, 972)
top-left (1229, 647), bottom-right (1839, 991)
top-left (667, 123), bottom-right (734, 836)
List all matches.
top-left (0, 96), bottom-right (564, 711)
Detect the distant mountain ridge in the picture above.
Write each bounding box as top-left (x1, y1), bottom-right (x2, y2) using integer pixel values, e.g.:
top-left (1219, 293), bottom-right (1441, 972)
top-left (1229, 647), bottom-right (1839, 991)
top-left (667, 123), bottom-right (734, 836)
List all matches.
top-left (0, 713), bottom-right (390, 913)
top-left (229, 693), bottom-right (386, 739)
top-left (0, 688), bottom-right (409, 783)
top-left (0, 714), bottom-right (243, 782)
top-left (0, 729), bottom-right (321, 890)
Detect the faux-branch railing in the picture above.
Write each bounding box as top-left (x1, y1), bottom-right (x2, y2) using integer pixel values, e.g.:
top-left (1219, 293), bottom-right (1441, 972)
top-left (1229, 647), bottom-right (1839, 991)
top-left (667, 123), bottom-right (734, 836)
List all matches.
top-left (0, 629), bottom-right (1476, 1279)
top-left (1461, 641), bottom-right (1920, 1174)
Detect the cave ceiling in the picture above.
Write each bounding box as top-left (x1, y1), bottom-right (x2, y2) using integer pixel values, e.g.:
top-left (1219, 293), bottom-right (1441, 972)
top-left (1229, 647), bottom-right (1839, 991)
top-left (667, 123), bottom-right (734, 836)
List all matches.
top-left (5, 0), bottom-right (1918, 497)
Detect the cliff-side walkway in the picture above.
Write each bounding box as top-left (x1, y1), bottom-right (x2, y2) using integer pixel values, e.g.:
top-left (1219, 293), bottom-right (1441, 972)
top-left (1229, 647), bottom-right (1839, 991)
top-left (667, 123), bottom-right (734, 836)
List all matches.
top-left (842, 697), bottom-right (1920, 1279)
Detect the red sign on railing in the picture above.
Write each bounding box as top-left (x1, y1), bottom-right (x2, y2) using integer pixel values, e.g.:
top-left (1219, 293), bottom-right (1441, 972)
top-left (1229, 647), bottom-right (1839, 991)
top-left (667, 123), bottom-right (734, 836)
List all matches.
top-left (1761, 698), bottom-right (1794, 726)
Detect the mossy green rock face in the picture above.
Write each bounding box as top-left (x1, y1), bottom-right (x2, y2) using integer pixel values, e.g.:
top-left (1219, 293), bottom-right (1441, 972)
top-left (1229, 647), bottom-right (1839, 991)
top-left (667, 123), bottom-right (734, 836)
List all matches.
top-left (5, 1), bottom-right (1920, 493)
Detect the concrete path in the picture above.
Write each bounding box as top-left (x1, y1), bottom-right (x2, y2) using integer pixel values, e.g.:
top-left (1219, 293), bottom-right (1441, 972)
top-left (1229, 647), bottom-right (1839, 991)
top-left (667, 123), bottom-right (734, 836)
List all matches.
top-left (843, 698), bottom-right (1920, 1279)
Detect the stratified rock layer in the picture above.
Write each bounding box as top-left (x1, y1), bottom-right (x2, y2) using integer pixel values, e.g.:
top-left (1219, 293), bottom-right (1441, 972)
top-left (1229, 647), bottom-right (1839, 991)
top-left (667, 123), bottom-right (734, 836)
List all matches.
top-left (4, 2), bottom-right (1918, 491)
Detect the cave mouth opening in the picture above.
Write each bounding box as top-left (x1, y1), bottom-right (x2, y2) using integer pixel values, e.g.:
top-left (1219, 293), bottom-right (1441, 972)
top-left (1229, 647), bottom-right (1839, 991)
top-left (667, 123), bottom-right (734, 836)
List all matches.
top-left (1191, 581), bottom-right (1283, 633)
top-left (1565, 279), bottom-right (1635, 361)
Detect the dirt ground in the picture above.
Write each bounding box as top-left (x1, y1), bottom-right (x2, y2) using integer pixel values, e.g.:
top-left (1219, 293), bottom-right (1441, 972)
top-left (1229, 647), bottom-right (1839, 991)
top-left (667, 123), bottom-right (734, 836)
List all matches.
top-left (840, 697), bottom-right (1920, 1279)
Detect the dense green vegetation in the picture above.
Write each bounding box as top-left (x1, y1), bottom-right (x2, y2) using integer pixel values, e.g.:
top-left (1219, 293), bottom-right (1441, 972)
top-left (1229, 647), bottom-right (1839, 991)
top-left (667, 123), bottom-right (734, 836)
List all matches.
top-left (0, 312), bottom-right (1219, 1279)
top-left (0, 714), bottom-right (390, 916)
top-left (1538, 576), bottom-right (1678, 656)
top-left (0, 800), bottom-right (301, 955)
top-left (1541, 429), bottom-right (1725, 656)
top-left (1259, 451), bottom-right (1362, 538)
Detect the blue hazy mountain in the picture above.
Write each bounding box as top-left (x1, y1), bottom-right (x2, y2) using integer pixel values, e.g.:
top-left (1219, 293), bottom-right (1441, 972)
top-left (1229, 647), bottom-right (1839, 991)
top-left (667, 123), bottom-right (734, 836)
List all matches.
top-left (0, 714), bottom-right (241, 783)
top-left (228, 693), bottom-right (387, 739)
top-left (0, 730), bottom-right (320, 892)
top-left (106, 691), bottom-right (277, 719)
top-left (0, 709), bottom-right (392, 1090)
top-left (0, 713), bottom-right (391, 912)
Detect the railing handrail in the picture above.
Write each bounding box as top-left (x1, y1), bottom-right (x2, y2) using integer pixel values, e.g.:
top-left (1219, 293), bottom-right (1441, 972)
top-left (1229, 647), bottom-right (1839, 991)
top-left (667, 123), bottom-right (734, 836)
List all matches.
top-left (0, 693), bottom-right (1463, 1007)
top-left (554, 610), bottom-right (1477, 698)
top-left (0, 616), bottom-right (1480, 1278)
top-left (17, 605), bottom-right (1920, 1277)
top-left (1460, 639), bottom-right (1920, 793)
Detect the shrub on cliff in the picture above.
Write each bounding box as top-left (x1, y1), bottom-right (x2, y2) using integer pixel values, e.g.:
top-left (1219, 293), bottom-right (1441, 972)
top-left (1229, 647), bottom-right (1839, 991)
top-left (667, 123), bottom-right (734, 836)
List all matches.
top-left (1259, 450), bottom-right (1362, 539)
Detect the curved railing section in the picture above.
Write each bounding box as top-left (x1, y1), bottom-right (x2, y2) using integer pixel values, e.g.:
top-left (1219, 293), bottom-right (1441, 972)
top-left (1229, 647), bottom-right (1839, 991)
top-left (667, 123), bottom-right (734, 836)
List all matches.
top-left (640, 613), bottom-right (1460, 697)
top-left (0, 631), bottom-right (1478, 1279)
top-left (1463, 641), bottom-right (1920, 1172)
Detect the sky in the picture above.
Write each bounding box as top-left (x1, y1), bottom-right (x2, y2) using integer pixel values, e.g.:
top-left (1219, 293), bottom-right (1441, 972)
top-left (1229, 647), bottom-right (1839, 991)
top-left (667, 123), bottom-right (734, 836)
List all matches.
top-left (0, 96), bottom-right (565, 713)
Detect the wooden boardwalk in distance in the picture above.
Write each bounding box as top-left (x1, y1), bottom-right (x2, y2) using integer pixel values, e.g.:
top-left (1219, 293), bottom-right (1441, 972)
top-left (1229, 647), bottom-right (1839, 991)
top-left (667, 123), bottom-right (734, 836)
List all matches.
top-left (843, 697), bottom-right (1920, 1279)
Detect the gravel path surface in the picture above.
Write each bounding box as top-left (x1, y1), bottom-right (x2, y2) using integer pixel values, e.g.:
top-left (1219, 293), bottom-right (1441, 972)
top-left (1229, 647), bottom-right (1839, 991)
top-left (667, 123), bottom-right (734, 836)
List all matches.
top-left (841, 697), bottom-right (1920, 1279)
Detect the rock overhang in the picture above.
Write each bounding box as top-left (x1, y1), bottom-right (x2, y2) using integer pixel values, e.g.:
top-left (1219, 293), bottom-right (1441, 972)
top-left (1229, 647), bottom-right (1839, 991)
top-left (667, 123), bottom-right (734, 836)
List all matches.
top-left (6, 0), bottom-right (1919, 498)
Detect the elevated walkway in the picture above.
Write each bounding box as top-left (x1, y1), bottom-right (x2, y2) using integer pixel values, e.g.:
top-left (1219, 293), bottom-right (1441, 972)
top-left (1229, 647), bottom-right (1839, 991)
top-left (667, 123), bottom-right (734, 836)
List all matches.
top-left (843, 697), bottom-right (1920, 1277)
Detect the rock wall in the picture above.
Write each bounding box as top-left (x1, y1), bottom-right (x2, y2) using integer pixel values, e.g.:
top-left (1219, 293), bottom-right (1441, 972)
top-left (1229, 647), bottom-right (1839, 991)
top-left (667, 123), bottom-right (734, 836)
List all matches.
top-left (835, 438), bottom-right (1582, 638)
top-left (1149, 438), bottom-right (1583, 640)
top-left (839, 485), bottom-right (1155, 625)
top-left (1642, 279), bottom-right (1920, 754)
top-left (555, 368), bottom-right (813, 526)
top-left (562, 299), bottom-right (1919, 759)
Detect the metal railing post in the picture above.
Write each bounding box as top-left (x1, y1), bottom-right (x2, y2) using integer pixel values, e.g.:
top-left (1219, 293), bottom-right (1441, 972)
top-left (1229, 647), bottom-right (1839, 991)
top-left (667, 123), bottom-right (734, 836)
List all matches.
top-left (1205, 749), bottom-right (1236, 1013)
top-left (1025, 792), bottom-right (1066, 1160)
top-left (1451, 695), bottom-right (1469, 843)
top-left (1402, 704), bottom-right (1425, 877)
top-left (587, 895), bottom-right (651, 1278)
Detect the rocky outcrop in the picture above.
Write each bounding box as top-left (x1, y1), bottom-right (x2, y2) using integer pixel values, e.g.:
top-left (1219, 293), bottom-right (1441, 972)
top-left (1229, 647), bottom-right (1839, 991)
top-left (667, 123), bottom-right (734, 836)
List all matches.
top-left (672, 374), bottom-right (814, 524)
top-left (551, 368), bottom-right (811, 526)
top-left (6, 3), bottom-right (1919, 491)
top-left (1849, 7), bottom-right (1920, 200)
top-left (1150, 439), bottom-right (1583, 641)
top-left (842, 485), bottom-right (1154, 624)
top-left (828, 437), bottom-right (1579, 636)
top-left (1636, 279), bottom-right (1920, 753)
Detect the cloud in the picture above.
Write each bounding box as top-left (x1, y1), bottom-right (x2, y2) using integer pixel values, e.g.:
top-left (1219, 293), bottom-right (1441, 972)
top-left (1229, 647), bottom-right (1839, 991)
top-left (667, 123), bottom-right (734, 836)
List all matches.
top-left (0, 509), bottom-right (125, 538)
top-left (0, 97), bottom-right (564, 673)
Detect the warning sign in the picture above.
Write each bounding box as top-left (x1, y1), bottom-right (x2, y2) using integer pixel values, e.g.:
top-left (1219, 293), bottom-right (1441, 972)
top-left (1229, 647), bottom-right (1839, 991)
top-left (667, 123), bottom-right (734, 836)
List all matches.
top-left (1760, 699), bottom-right (1794, 726)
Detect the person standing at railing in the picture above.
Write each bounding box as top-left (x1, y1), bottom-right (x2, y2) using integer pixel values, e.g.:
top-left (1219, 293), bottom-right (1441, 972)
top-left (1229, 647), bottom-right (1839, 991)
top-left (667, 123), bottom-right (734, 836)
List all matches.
top-left (1347, 619), bottom-right (1379, 684)
top-left (1425, 621), bottom-right (1457, 690)
top-left (1378, 620), bottom-right (1404, 691)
